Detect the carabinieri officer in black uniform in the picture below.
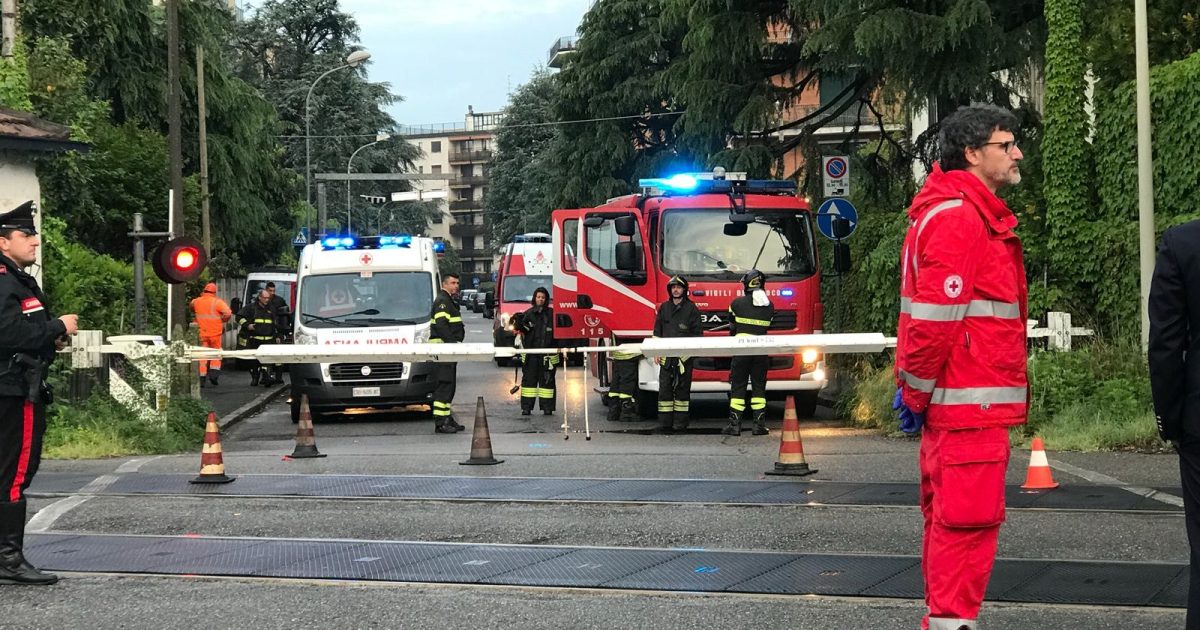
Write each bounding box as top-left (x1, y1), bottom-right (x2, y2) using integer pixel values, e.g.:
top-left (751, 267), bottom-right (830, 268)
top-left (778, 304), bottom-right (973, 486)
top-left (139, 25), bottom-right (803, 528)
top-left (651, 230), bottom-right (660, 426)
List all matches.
top-left (0, 201), bottom-right (77, 585)
top-left (724, 270), bottom-right (774, 436)
top-left (430, 273), bottom-right (466, 434)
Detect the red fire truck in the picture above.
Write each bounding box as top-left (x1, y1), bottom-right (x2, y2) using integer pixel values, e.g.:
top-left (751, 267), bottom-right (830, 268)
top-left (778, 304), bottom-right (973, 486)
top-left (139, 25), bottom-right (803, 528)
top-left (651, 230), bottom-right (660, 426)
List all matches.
top-left (551, 169), bottom-right (834, 417)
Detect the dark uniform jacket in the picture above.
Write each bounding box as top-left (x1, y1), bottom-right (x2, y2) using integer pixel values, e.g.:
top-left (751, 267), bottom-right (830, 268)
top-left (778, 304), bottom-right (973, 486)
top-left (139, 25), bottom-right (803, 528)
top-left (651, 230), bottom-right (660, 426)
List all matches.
top-left (238, 300), bottom-right (278, 341)
top-left (654, 298), bottom-right (701, 339)
top-left (1149, 219), bottom-right (1200, 441)
top-left (516, 304), bottom-right (555, 349)
top-left (0, 253), bottom-right (64, 398)
top-left (729, 295), bottom-right (774, 337)
top-left (267, 294), bottom-right (290, 338)
top-left (430, 289), bottom-right (465, 343)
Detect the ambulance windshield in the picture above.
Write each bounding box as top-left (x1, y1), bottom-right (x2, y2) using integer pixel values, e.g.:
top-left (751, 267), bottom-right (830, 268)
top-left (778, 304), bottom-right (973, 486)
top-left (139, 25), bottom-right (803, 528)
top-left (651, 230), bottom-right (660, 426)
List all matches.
top-left (299, 271), bottom-right (433, 327)
top-left (660, 210), bottom-right (816, 281)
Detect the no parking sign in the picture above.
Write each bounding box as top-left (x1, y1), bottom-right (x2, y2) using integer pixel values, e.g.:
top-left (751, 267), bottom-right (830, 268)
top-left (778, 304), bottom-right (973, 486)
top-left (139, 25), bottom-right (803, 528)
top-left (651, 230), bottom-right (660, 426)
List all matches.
top-left (822, 155), bottom-right (850, 197)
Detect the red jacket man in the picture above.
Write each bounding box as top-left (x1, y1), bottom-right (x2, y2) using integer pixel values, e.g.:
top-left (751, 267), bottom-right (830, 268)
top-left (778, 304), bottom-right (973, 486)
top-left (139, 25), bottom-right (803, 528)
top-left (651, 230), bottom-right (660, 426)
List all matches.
top-left (895, 105), bottom-right (1027, 630)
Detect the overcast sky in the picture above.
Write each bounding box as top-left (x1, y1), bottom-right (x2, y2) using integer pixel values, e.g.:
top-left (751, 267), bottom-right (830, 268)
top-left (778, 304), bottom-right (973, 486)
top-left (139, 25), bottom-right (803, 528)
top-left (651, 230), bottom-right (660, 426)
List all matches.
top-left (338, 0), bottom-right (590, 126)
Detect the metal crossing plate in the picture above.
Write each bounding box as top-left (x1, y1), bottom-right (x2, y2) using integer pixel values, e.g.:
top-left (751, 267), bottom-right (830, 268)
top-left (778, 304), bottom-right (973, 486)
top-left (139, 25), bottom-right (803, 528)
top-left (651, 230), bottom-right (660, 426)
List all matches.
top-left (23, 533), bottom-right (1188, 607)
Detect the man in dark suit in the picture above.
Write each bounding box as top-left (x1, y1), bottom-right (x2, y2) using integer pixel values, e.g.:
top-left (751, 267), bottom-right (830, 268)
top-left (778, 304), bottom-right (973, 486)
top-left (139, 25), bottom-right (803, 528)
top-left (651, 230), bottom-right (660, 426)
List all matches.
top-left (1148, 218), bottom-right (1200, 628)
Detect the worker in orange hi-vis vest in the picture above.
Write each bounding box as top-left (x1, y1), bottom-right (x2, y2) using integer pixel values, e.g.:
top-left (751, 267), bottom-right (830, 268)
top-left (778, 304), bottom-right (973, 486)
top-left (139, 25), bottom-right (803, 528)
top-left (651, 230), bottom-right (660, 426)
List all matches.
top-left (190, 283), bottom-right (232, 387)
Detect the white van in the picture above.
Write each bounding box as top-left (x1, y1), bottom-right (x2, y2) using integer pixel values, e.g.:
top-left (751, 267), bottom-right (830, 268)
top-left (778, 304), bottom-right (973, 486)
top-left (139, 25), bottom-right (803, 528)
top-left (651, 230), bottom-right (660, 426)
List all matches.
top-left (289, 235), bottom-right (442, 422)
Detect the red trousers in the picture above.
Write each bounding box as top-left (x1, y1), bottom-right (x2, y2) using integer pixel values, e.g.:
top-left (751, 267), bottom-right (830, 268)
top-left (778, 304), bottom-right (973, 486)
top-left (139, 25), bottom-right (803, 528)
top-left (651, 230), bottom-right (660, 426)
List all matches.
top-left (919, 425), bottom-right (1011, 630)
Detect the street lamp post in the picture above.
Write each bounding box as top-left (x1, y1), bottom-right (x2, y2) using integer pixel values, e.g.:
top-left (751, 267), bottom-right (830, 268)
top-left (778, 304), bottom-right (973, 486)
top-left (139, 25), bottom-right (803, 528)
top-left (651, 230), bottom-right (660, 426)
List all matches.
top-left (346, 132), bottom-right (391, 233)
top-left (305, 49), bottom-right (371, 238)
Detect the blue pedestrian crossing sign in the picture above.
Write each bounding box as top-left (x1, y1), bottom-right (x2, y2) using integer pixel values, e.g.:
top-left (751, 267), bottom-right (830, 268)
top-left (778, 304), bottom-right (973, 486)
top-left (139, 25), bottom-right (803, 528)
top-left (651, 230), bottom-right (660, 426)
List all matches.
top-left (292, 227), bottom-right (309, 247)
top-left (816, 198), bottom-right (858, 241)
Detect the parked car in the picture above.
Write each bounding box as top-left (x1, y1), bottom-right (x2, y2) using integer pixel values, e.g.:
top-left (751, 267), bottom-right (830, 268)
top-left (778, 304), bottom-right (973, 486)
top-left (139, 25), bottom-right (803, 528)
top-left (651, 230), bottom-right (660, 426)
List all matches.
top-left (470, 291), bottom-right (486, 313)
top-left (457, 289), bottom-right (477, 308)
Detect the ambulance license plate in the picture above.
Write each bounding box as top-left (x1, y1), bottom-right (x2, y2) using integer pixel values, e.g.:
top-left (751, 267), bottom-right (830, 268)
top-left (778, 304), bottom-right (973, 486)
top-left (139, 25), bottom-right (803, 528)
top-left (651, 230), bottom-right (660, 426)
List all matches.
top-left (352, 387), bottom-right (380, 397)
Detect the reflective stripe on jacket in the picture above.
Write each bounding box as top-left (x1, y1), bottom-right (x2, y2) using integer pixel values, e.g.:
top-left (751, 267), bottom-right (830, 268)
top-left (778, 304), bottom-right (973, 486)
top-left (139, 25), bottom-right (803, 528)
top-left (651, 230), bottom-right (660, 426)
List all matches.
top-left (191, 294), bottom-right (231, 337)
top-left (895, 165), bottom-right (1029, 430)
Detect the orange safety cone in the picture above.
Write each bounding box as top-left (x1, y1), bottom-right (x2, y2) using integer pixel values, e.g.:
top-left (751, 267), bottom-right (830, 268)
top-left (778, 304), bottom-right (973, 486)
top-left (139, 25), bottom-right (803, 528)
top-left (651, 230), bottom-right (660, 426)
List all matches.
top-left (460, 396), bottom-right (503, 466)
top-left (190, 411), bottom-right (235, 484)
top-left (290, 394), bottom-right (327, 459)
top-left (765, 394), bottom-right (817, 477)
top-left (1021, 437), bottom-right (1059, 490)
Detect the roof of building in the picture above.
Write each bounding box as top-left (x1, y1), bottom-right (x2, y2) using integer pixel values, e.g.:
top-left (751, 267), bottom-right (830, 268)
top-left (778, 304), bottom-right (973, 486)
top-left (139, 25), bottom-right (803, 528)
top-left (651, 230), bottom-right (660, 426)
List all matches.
top-left (0, 108), bottom-right (90, 153)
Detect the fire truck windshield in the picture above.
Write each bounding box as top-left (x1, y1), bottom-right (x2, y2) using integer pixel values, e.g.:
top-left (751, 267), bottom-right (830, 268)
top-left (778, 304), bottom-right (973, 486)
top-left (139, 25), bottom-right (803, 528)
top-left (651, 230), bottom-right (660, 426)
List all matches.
top-left (501, 275), bottom-right (553, 302)
top-left (660, 209), bottom-right (816, 280)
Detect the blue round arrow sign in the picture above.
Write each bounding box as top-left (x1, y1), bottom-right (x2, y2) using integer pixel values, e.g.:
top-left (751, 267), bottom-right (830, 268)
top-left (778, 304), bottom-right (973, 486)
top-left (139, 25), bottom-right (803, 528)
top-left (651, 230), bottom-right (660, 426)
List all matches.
top-left (816, 198), bottom-right (858, 241)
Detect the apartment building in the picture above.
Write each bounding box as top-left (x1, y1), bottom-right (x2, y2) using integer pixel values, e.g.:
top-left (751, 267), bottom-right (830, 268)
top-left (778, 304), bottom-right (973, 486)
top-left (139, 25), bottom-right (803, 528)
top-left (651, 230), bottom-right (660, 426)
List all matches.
top-left (401, 106), bottom-right (504, 288)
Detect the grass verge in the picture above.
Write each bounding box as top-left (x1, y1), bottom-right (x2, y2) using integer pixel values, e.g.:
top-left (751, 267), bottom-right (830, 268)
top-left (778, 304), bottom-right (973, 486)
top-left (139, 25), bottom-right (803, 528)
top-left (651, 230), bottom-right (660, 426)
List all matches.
top-left (43, 393), bottom-right (210, 460)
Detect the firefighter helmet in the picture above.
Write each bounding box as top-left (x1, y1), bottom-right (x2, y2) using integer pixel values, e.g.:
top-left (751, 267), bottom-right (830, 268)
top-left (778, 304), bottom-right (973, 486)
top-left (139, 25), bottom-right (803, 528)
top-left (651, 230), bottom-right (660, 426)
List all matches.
top-left (666, 275), bottom-right (689, 294)
top-left (741, 269), bottom-right (767, 291)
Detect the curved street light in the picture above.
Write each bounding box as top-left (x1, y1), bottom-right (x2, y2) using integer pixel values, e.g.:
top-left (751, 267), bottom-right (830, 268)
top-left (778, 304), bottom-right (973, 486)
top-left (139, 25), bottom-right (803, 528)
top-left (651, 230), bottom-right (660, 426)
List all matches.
top-left (346, 133), bottom-right (391, 233)
top-left (305, 49), bottom-right (372, 237)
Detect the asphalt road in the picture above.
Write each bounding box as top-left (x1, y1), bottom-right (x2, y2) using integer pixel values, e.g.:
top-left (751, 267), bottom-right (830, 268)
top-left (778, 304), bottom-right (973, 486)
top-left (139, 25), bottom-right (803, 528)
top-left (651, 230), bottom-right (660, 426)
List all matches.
top-left (14, 310), bottom-right (1188, 629)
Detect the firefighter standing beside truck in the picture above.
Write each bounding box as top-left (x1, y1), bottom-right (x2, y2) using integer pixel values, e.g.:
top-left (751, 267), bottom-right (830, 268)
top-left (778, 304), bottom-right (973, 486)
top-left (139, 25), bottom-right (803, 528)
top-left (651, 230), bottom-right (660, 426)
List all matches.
top-left (893, 104), bottom-right (1028, 630)
top-left (237, 290), bottom-right (279, 386)
top-left (513, 286), bottom-right (558, 416)
top-left (430, 273), bottom-right (466, 434)
top-left (653, 275), bottom-right (701, 433)
top-left (723, 270), bottom-right (774, 436)
top-left (190, 282), bottom-right (232, 387)
top-left (0, 201), bottom-right (77, 585)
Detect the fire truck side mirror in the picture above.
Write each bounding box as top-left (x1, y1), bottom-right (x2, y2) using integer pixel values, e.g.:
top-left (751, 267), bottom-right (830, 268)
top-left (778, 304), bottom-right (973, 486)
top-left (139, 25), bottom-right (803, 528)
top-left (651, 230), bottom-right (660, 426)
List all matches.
top-left (615, 241), bottom-right (640, 271)
top-left (614, 215), bottom-right (636, 237)
top-left (576, 294), bottom-right (593, 309)
top-left (833, 242), bottom-right (852, 274)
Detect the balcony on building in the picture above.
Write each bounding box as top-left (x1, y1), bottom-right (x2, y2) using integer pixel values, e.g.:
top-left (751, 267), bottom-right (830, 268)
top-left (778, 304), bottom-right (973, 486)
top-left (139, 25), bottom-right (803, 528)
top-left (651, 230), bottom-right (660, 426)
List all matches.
top-left (547, 36), bottom-right (577, 68)
top-left (450, 222), bottom-right (487, 238)
top-left (449, 148), bottom-right (493, 164)
top-left (449, 199), bottom-right (483, 212)
top-left (458, 248), bottom-right (489, 259)
top-left (449, 174), bottom-right (489, 188)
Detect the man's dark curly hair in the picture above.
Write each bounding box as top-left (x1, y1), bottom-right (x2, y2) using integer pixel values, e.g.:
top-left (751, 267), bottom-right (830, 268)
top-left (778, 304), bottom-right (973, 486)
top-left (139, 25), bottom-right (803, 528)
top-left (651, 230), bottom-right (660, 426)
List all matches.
top-left (938, 104), bottom-right (1019, 172)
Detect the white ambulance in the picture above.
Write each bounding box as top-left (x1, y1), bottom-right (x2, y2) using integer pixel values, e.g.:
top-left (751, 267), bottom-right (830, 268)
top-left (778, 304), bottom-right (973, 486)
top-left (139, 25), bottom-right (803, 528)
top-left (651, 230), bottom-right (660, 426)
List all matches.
top-left (289, 234), bottom-right (443, 422)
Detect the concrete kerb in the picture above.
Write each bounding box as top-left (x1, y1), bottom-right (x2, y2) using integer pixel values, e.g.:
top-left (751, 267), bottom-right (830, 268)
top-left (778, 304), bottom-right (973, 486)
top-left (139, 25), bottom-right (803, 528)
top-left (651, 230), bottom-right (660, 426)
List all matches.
top-left (216, 384), bottom-right (289, 431)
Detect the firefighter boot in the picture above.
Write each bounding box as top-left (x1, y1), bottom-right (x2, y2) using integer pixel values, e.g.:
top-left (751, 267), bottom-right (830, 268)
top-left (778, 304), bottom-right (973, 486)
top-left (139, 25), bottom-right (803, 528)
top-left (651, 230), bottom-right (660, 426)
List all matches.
top-left (722, 410), bottom-right (743, 436)
top-left (752, 410), bottom-right (769, 435)
top-left (0, 501), bottom-right (58, 585)
top-left (672, 411), bottom-right (690, 433)
top-left (208, 370), bottom-right (220, 387)
top-left (619, 399), bottom-right (639, 423)
top-left (606, 398), bottom-right (622, 422)
top-left (250, 367), bottom-right (261, 386)
top-left (448, 414), bottom-right (465, 432)
top-left (656, 411), bottom-right (674, 435)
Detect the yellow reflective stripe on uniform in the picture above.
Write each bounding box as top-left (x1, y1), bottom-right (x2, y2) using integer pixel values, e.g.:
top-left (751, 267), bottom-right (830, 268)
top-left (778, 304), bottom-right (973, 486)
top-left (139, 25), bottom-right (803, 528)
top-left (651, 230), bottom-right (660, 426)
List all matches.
top-left (733, 316), bottom-right (771, 327)
top-left (429, 339), bottom-right (444, 343)
top-left (608, 392), bottom-right (632, 400)
top-left (657, 401), bottom-right (674, 411)
top-left (899, 369), bottom-right (936, 393)
top-left (433, 311), bottom-right (454, 320)
top-left (447, 316), bottom-right (462, 323)
top-left (537, 389), bottom-right (554, 398)
top-left (612, 351), bottom-right (641, 360)
top-left (750, 397), bottom-right (766, 410)
top-left (929, 386), bottom-right (1028, 405)
top-left (520, 387), bottom-right (538, 397)
top-left (730, 398), bottom-right (746, 411)
top-left (673, 401), bottom-right (689, 411)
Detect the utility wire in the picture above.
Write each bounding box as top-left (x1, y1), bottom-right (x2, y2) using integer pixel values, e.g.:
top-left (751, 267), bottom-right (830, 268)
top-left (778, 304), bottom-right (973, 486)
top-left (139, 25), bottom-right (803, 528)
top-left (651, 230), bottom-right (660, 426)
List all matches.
top-left (277, 110), bottom-right (685, 139)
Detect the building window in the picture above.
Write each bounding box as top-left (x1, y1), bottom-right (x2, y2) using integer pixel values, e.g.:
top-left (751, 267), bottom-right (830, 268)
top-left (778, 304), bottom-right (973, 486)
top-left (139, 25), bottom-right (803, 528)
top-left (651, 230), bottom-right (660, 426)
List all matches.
top-left (418, 165), bottom-right (424, 173)
top-left (433, 211), bottom-right (443, 225)
top-left (431, 141), bottom-right (442, 153)
top-left (462, 237), bottom-right (475, 252)
top-left (432, 165), bottom-right (442, 174)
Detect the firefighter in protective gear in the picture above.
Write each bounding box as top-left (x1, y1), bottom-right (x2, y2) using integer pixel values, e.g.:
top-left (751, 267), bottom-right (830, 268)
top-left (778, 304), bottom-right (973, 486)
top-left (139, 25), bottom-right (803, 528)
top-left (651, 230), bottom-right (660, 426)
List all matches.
top-left (190, 283), bottom-right (231, 387)
top-left (724, 270), bottom-right (773, 436)
top-left (653, 275), bottom-right (701, 433)
top-left (895, 105), bottom-right (1027, 630)
top-left (237, 290), bottom-right (278, 386)
top-left (430, 274), bottom-right (466, 433)
top-left (0, 201), bottom-right (78, 585)
top-left (514, 287), bottom-right (558, 415)
top-left (606, 344), bottom-right (641, 422)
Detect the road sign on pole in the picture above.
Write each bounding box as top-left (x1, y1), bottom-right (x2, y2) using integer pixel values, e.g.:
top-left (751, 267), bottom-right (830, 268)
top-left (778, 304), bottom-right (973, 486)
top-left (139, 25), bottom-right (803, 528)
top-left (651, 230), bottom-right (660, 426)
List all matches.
top-left (816, 198), bottom-right (858, 241)
top-left (292, 227), bottom-right (310, 247)
top-left (822, 156), bottom-right (850, 197)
